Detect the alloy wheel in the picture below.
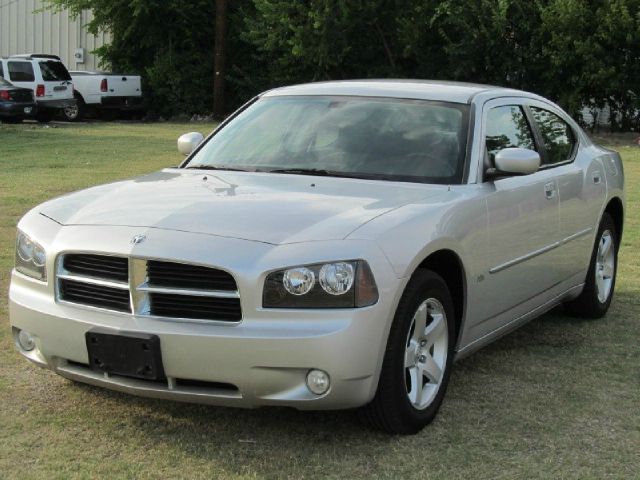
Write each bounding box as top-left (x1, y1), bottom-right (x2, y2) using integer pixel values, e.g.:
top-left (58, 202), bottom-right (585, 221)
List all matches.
top-left (595, 230), bottom-right (615, 303)
top-left (404, 298), bottom-right (448, 410)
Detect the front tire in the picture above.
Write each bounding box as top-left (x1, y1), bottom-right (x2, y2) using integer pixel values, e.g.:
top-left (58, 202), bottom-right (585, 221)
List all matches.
top-left (564, 213), bottom-right (618, 318)
top-left (361, 269), bottom-right (455, 434)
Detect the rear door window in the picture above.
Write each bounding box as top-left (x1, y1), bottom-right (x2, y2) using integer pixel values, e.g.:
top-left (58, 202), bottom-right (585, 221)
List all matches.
top-left (38, 61), bottom-right (72, 81)
top-left (8, 62), bottom-right (35, 82)
top-left (530, 107), bottom-right (576, 165)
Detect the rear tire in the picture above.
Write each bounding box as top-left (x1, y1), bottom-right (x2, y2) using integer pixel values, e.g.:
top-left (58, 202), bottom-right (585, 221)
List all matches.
top-left (360, 269), bottom-right (456, 434)
top-left (62, 94), bottom-right (84, 122)
top-left (564, 213), bottom-right (618, 318)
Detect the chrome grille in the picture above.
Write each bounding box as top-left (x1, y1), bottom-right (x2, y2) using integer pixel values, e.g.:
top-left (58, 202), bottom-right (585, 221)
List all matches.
top-left (56, 254), bottom-right (241, 322)
top-left (147, 260), bottom-right (237, 291)
top-left (59, 277), bottom-right (131, 313)
top-left (149, 293), bottom-right (242, 321)
top-left (63, 254), bottom-right (128, 282)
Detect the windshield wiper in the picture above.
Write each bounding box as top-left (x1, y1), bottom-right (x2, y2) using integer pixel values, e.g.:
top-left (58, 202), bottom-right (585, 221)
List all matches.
top-left (185, 165), bottom-right (252, 172)
top-left (268, 168), bottom-right (339, 177)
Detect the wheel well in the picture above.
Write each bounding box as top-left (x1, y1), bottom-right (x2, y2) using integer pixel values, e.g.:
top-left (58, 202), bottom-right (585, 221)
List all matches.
top-left (605, 197), bottom-right (624, 241)
top-left (417, 250), bottom-right (465, 338)
top-left (73, 90), bottom-right (85, 104)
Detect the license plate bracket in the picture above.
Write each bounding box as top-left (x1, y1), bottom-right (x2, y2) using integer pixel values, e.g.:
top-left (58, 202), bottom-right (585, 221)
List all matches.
top-left (85, 329), bottom-right (165, 381)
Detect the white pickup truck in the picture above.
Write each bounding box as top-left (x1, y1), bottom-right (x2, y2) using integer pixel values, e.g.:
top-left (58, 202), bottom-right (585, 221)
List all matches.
top-left (67, 71), bottom-right (143, 121)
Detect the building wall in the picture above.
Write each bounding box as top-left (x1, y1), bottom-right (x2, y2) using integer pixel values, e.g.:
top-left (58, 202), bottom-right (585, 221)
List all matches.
top-left (0, 0), bottom-right (110, 72)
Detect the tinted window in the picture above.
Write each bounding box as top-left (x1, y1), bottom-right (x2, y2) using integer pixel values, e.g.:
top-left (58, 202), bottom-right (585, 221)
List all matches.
top-left (0, 62), bottom-right (4, 78)
top-left (485, 105), bottom-right (536, 161)
top-left (39, 60), bottom-right (72, 81)
top-left (8, 62), bottom-right (35, 82)
top-left (530, 107), bottom-right (575, 165)
top-left (188, 96), bottom-right (469, 184)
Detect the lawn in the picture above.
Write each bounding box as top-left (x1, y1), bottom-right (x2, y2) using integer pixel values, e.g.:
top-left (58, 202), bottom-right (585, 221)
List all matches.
top-left (0, 122), bottom-right (638, 479)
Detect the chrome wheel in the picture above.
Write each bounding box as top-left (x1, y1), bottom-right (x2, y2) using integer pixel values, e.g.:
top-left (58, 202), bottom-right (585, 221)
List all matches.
top-left (595, 230), bottom-right (615, 303)
top-left (404, 298), bottom-right (448, 410)
top-left (63, 104), bottom-right (79, 120)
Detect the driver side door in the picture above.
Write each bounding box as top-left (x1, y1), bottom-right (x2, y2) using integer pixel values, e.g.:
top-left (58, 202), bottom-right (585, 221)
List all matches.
top-left (470, 100), bottom-right (563, 340)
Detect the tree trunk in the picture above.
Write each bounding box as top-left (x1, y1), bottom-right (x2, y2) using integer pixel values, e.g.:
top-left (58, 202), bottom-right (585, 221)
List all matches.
top-left (213, 0), bottom-right (228, 118)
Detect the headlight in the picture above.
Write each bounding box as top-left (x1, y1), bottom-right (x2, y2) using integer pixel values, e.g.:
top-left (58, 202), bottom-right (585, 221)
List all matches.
top-left (263, 260), bottom-right (378, 308)
top-left (283, 267), bottom-right (315, 295)
top-left (15, 230), bottom-right (47, 281)
top-left (319, 262), bottom-right (354, 295)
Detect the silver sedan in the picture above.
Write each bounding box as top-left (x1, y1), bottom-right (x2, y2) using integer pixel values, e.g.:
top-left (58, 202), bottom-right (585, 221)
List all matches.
top-left (9, 80), bottom-right (624, 434)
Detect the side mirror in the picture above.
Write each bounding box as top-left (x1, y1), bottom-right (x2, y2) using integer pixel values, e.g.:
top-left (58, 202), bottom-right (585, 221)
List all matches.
top-left (490, 148), bottom-right (540, 177)
top-left (177, 132), bottom-right (204, 156)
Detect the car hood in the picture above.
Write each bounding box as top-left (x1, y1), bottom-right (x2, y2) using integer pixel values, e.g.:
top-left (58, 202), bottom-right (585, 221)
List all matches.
top-left (39, 169), bottom-right (445, 244)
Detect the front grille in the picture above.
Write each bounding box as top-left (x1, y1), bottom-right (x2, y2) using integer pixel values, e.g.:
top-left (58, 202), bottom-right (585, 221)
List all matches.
top-left (59, 278), bottom-right (131, 313)
top-left (63, 254), bottom-right (128, 282)
top-left (147, 260), bottom-right (237, 291)
top-left (57, 254), bottom-right (241, 323)
top-left (149, 293), bottom-right (242, 321)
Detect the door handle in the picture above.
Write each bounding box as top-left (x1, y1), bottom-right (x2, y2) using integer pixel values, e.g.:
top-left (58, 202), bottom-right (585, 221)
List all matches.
top-left (592, 170), bottom-right (602, 184)
top-left (544, 182), bottom-right (555, 199)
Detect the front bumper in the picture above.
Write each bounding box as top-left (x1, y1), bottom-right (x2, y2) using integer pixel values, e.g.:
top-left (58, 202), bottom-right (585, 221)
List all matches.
top-left (9, 219), bottom-right (403, 410)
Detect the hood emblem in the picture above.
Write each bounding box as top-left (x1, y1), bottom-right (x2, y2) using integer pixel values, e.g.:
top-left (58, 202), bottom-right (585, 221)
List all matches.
top-left (131, 235), bottom-right (147, 245)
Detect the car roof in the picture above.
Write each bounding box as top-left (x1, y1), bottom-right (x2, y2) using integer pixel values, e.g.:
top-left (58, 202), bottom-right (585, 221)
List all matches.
top-left (262, 79), bottom-right (530, 104)
top-left (8, 53), bottom-right (62, 61)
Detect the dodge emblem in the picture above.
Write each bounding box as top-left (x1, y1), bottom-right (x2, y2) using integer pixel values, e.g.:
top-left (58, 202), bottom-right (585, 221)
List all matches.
top-left (131, 234), bottom-right (146, 245)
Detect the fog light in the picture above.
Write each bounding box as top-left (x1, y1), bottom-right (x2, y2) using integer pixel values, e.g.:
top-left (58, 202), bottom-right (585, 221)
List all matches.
top-left (18, 330), bottom-right (36, 352)
top-left (306, 369), bottom-right (330, 395)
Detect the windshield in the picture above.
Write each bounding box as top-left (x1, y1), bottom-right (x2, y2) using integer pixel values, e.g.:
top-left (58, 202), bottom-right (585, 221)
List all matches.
top-left (39, 61), bottom-right (72, 81)
top-left (186, 96), bottom-right (469, 183)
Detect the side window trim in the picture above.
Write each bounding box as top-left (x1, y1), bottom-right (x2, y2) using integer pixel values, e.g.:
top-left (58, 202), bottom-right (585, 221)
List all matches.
top-left (523, 105), bottom-right (548, 166)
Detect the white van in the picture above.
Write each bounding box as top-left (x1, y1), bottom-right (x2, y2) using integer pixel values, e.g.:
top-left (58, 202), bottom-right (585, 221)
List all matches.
top-left (0, 54), bottom-right (77, 122)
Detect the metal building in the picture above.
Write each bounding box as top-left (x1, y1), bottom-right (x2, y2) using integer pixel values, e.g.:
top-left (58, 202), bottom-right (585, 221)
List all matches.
top-left (0, 0), bottom-right (110, 71)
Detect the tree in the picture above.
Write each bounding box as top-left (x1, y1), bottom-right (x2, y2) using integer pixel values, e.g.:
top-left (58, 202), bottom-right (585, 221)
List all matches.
top-left (44, 0), bottom-right (640, 129)
top-left (213, 0), bottom-right (228, 117)
top-left (45, 0), bottom-right (222, 117)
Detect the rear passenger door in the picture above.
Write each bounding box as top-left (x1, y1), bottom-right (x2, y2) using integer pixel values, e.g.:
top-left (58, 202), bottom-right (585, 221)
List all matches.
top-left (527, 103), bottom-right (605, 282)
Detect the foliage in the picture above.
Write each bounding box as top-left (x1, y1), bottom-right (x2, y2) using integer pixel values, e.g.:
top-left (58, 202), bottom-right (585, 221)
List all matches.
top-left (46, 0), bottom-right (218, 117)
top-left (45, 0), bottom-right (640, 129)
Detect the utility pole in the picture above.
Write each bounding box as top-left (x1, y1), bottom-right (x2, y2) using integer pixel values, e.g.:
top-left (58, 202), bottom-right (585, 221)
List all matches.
top-left (213, 0), bottom-right (227, 118)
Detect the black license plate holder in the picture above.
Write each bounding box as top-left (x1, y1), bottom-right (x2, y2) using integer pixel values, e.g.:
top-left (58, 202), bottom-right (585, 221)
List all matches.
top-left (85, 328), bottom-right (165, 381)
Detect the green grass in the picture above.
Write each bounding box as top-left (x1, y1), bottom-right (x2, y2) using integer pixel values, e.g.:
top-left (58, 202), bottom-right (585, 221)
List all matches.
top-left (0, 122), bottom-right (638, 479)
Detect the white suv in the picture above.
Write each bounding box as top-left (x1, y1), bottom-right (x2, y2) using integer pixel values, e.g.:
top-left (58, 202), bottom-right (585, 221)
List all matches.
top-left (0, 54), bottom-right (77, 122)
